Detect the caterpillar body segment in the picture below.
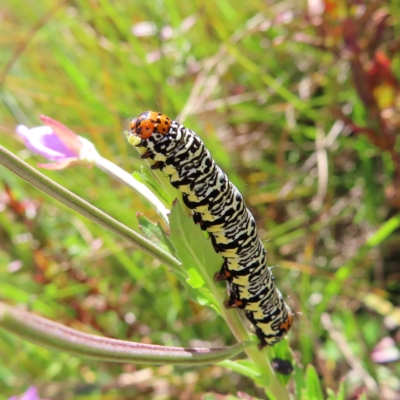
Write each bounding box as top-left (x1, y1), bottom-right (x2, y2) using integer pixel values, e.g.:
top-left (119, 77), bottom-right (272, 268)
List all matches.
top-left (128, 111), bottom-right (293, 347)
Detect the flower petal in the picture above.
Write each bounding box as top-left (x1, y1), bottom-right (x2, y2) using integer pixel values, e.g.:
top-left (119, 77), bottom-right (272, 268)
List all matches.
top-left (7, 386), bottom-right (41, 400)
top-left (16, 125), bottom-right (77, 161)
top-left (37, 158), bottom-right (83, 170)
top-left (39, 115), bottom-right (82, 155)
top-left (371, 337), bottom-right (400, 364)
top-left (20, 386), bottom-right (40, 400)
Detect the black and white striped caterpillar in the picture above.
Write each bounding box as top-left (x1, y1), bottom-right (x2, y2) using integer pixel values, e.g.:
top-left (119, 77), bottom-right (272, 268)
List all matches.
top-left (127, 111), bottom-right (293, 348)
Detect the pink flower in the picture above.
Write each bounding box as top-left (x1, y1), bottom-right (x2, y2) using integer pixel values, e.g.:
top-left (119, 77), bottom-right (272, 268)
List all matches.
top-left (8, 386), bottom-right (46, 400)
top-left (16, 116), bottom-right (98, 170)
top-left (371, 337), bottom-right (400, 364)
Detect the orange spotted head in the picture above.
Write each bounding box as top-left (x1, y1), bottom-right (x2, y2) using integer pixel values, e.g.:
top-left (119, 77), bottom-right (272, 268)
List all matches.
top-left (129, 111), bottom-right (172, 139)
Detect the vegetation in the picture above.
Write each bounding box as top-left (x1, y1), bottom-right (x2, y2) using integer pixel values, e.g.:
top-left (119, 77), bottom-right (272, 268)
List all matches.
top-left (1, 0), bottom-right (399, 399)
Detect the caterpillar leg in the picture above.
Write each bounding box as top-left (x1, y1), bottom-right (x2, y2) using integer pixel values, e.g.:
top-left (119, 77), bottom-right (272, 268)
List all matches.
top-left (193, 212), bottom-right (202, 225)
top-left (193, 212), bottom-right (208, 231)
top-left (150, 161), bottom-right (164, 170)
top-left (216, 269), bottom-right (248, 309)
top-left (214, 262), bottom-right (232, 282)
top-left (140, 149), bottom-right (153, 159)
top-left (257, 337), bottom-right (268, 350)
top-left (224, 297), bottom-right (245, 309)
top-left (223, 283), bottom-right (246, 309)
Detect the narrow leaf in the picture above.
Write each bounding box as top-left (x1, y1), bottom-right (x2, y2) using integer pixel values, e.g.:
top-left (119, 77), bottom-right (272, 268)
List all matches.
top-left (294, 365), bottom-right (306, 400)
top-left (306, 365), bottom-right (324, 400)
top-left (366, 213), bottom-right (400, 247)
top-left (134, 167), bottom-right (172, 206)
top-left (136, 212), bottom-right (175, 254)
top-left (218, 359), bottom-right (260, 380)
top-left (168, 200), bottom-right (224, 312)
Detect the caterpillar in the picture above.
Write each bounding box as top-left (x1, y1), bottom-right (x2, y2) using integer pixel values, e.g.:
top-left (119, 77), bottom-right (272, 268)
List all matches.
top-left (127, 111), bottom-right (293, 348)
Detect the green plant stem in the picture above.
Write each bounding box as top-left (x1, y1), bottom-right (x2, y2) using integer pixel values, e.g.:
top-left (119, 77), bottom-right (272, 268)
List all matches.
top-left (0, 302), bottom-right (252, 365)
top-left (0, 145), bottom-right (180, 271)
top-left (95, 155), bottom-right (170, 224)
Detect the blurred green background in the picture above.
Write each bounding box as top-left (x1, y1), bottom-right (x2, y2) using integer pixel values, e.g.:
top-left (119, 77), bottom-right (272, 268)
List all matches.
top-left (1, 0), bottom-right (400, 399)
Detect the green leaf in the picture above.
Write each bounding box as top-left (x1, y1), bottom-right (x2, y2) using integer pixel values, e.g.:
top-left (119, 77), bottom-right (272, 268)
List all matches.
top-left (136, 212), bottom-right (175, 254)
top-left (218, 359), bottom-right (260, 380)
top-left (327, 389), bottom-right (335, 400)
top-left (270, 338), bottom-right (293, 360)
top-left (300, 389), bottom-right (310, 400)
top-left (168, 201), bottom-right (224, 313)
top-left (267, 339), bottom-right (293, 385)
top-left (326, 381), bottom-right (345, 400)
top-left (366, 213), bottom-right (400, 247)
top-left (305, 364), bottom-right (324, 400)
top-left (133, 167), bottom-right (172, 206)
top-left (294, 364), bottom-right (306, 400)
top-left (0, 282), bottom-right (31, 303)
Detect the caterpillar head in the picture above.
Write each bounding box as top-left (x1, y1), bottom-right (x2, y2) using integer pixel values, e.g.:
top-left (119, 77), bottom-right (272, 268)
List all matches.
top-left (128, 111), bottom-right (172, 146)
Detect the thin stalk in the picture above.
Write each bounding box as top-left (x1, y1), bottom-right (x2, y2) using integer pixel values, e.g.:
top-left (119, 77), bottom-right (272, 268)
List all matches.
top-left (0, 145), bottom-right (180, 270)
top-left (95, 155), bottom-right (170, 224)
top-left (0, 302), bottom-right (253, 365)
